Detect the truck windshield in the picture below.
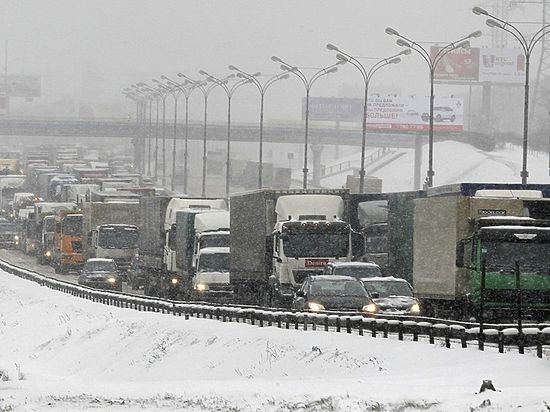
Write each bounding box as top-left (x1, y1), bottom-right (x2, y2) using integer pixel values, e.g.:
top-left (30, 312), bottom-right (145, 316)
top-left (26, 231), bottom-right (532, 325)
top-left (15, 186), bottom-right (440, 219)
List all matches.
top-left (363, 280), bottom-right (412, 298)
top-left (98, 226), bottom-right (139, 249)
top-left (200, 234), bottom-right (230, 249)
top-left (483, 240), bottom-right (550, 272)
top-left (0, 223), bottom-right (17, 232)
top-left (334, 266), bottom-right (382, 278)
top-left (44, 219), bottom-right (56, 232)
top-left (283, 233), bottom-right (349, 258)
top-left (62, 215), bottom-right (82, 236)
top-left (198, 253), bottom-right (230, 272)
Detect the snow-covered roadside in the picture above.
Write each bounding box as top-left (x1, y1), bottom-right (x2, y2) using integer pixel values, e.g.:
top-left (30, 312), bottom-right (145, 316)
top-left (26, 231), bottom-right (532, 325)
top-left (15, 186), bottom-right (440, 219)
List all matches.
top-left (0, 268), bottom-right (549, 411)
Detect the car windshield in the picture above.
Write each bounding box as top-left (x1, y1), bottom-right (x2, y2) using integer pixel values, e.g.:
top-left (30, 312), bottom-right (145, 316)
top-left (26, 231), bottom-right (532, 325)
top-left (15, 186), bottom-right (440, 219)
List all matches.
top-left (310, 279), bottom-right (367, 297)
top-left (198, 253), bottom-right (230, 272)
top-left (98, 226), bottom-right (139, 249)
top-left (84, 260), bottom-right (116, 272)
top-left (333, 266), bottom-right (381, 278)
top-left (363, 280), bottom-right (412, 298)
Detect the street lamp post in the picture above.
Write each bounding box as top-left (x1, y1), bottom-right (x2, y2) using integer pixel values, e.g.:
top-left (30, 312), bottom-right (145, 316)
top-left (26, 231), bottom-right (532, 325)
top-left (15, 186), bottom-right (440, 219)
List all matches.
top-left (138, 82), bottom-right (162, 182)
top-left (271, 56), bottom-right (344, 189)
top-left (228, 65), bottom-right (290, 189)
top-left (385, 27), bottom-right (482, 188)
top-left (199, 70), bottom-right (251, 199)
top-left (122, 90), bottom-right (143, 172)
top-left (178, 73), bottom-right (223, 197)
top-left (152, 79), bottom-right (171, 188)
top-left (162, 76), bottom-right (201, 194)
top-left (473, 6), bottom-right (550, 186)
top-left (326, 44), bottom-right (409, 193)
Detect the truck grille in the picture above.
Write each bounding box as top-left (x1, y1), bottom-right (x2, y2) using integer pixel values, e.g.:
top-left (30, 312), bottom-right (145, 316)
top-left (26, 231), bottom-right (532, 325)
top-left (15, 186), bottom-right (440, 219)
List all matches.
top-left (71, 241), bottom-right (82, 252)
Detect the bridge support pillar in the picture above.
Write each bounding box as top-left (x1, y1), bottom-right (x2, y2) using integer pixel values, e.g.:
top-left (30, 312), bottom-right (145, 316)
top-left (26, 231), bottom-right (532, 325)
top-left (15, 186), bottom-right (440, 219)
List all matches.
top-left (311, 143), bottom-right (324, 187)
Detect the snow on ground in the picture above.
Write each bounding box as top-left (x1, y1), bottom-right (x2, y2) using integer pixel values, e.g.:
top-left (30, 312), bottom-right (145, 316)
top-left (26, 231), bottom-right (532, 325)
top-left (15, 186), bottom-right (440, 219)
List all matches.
top-left (0, 270), bottom-right (549, 411)
top-left (320, 141), bottom-right (550, 192)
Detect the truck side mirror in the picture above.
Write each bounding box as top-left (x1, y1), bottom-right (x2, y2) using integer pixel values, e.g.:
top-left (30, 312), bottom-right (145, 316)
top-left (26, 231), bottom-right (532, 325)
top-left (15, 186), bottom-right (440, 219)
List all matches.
top-left (295, 290), bottom-right (305, 297)
top-left (456, 240), bottom-right (465, 268)
top-left (351, 230), bottom-right (365, 260)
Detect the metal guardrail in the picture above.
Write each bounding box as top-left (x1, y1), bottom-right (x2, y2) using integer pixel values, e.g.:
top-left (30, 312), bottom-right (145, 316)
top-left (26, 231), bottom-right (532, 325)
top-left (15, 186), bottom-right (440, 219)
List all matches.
top-left (320, 148), bottom-right (390, 178)
top-left (1, 257), bottom-right (549, 359)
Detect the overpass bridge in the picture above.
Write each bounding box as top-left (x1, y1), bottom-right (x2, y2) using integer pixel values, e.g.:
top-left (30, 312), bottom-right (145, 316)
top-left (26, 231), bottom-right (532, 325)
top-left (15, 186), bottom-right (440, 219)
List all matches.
top-left (0, 117), bottom-right (426, 148)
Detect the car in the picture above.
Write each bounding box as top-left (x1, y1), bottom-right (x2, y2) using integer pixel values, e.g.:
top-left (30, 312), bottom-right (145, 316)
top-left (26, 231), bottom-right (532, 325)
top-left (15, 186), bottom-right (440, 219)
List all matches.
top-left (421, 106), bottom-right (456, 123)
top-left (292, 275), bottom-right (376, 313)
top-left (78, 258), bottom-right (122, 291)
top-left (361, 276), bottom-right (421, 315)
top-left (322, 261), bottom-right (383, 279)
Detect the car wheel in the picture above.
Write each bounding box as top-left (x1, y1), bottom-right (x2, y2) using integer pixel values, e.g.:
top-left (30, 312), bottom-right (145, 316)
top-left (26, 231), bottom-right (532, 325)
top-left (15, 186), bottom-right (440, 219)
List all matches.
top-left (450, 115), bottom-right (456, 122)
top-left (435, 114), bottom-right (442, 122)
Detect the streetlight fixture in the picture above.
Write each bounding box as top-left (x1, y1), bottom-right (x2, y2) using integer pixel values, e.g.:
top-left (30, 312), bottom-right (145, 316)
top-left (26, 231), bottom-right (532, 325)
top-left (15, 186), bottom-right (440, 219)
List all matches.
top-left (271, 56), bottom-right (345, 189)
top-left (178, 72), bottom-right (224, 197)
top-left (137, 83), bottom-right (161, 179)
top-left (473, 6), bottom-right (550, 186)
top-left (386, 27), bottom-right (482, 188)
top-left (162, 76), bottom-right (201, 194)
top-left (326, 44), bottom-right (410, 193)
top-left (199, 70), bottom-right (251, 199)
top-left (152, 78), bottom-right (171, 187)
top-left (229, 65), bottom-right (290, 188)
top-left (122, 90), bottom-right (144, 173)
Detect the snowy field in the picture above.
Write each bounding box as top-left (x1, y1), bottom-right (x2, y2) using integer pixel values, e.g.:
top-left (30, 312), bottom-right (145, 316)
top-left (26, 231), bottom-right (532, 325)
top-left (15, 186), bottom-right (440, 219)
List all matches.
top-left (0, 269), bottom-right (549, 411)
top-left (321, 141), bottom-right (550, 192)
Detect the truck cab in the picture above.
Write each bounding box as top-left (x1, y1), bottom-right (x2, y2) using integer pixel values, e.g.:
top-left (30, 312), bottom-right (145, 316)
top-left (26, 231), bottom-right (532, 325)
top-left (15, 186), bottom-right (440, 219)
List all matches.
top-left (193, 246), bottom-right (231, 297)
top-left (90, 223), bottom-right (139, 274)
top-left (53, 211), bottom-right (84, 274)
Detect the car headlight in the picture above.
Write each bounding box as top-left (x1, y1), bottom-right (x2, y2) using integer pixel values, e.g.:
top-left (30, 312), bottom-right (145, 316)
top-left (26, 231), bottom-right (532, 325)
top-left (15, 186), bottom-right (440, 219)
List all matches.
top-left (409, 303), bottom-right (421, 314)
top-left (307, 302), bottom-right (325, 312)
top-left (363, 303), bottom-right (378, 314)
top-left (195, 283), bottom-right (208, 291)
top-left (170, 278), bottom-right (179, 285)
top-left (107, 277), bottom-right (117, 284)
top-left (14, 235), bottom-right (19, 241)
top-left (45, 250), bottom-right (52, 257)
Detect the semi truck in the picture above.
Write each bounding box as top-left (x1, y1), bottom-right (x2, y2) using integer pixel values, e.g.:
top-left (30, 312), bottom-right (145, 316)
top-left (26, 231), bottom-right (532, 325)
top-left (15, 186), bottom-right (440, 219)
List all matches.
top-left (138, 196), bottom-right (227, 298)
top-left (174, 210), bottom-right (231, 298)
top-left (230, 189), bottom-right (358, 306)
top-left (53, 210), bottom-right (84, 274)
top-left (82, 201), bottom-right (140, 273)
top-left (412, 183), bottom-right (550, 321)
top-left (33, 202), bottom-right (78, 264)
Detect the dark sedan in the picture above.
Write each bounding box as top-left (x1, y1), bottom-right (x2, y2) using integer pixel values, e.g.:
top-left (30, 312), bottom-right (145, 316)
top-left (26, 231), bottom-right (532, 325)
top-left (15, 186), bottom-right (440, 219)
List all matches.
top-left (292, 275), bottom-right (376, 314)
top-left (78, 258), bottom-right (122, 292)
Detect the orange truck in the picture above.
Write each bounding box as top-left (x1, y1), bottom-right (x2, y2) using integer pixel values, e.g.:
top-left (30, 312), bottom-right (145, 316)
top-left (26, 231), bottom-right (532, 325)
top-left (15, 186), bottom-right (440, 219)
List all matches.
top-left (53, 210), bottom-right (83, 274)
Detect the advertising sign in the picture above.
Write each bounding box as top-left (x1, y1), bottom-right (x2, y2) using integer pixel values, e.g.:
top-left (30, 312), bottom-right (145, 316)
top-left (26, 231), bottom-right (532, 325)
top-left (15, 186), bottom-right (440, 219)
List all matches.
top-left (479, 48), bottom-right (525, 84)
top-left (307, 96), bottom-right (464, 132)
top-left (0, 75), bottom-right (41, 97)
top-left (432, 46), bottom-right (480, 81)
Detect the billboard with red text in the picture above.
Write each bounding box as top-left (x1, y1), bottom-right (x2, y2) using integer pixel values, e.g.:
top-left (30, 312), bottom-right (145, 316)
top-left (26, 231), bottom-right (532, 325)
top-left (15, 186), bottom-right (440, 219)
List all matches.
top-left (431, 46), bottom-right (480, 81)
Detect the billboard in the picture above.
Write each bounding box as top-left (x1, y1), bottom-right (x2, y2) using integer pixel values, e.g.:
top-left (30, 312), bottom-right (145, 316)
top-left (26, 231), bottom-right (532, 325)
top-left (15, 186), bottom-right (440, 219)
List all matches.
top-left (307, 96), bottom-right (464, 132)
top-left (431, 46), bottom-right (525, 85)
top-left (432, 46), bottom-right (480, 81)
top-left (479, 48), bottom-right (525, 84)
top-left (0, 75), bottom-right (41, 97)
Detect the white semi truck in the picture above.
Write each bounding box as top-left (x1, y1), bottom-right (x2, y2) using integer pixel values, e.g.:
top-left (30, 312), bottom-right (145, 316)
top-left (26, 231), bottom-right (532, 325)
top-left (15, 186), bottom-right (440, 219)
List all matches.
top-left (230, 189), bottom-right (357, 305)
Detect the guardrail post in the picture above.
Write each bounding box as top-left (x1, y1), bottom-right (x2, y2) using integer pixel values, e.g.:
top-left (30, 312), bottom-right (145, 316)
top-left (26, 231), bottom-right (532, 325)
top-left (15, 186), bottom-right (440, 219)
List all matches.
top-left (370, 320), bottom-right (377, 337)
top-left (346, 317), bottom-right (352, 334)
top-left (277, 314), bottom-right (282, 328)
top-left (303, 314), bottom-right (308, 331)
top-left (498, 331), bottom-right (504, 353)
top-left (444, 328), bottom-right (451, 348)
top-left (335, 317), bottom-right (341, 333)
top-left (324, 316), bottom-right (329, 332)
top-left (398, 322), bottom-right (404, 341)
top-left (294, 314), bottom-right (299, 330)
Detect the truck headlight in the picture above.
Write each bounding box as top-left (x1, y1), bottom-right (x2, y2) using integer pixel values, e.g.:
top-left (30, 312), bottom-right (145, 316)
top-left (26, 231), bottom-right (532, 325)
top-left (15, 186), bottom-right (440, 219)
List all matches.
top-left (45, 250), bottom-right (52, 257)
top-left (307, 302), bottom-right (325, 312)
top-left (170, 278), bottom-right (179, 285)
top-left (195, 283), bottom-right (208, 291)
top-left (107, 277), bottom-right (117, 284)
top-left (409, 303), bottom-right (421, 314)
top-left (363, 303), bottom-right (378, 314)
top-left (14, 235), bottom-right (19, 241)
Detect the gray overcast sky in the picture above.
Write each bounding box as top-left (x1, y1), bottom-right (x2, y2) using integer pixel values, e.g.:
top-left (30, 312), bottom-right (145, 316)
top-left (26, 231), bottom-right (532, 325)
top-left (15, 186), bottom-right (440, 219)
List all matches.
top-left (0, 0), bottom-right (541, 121)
